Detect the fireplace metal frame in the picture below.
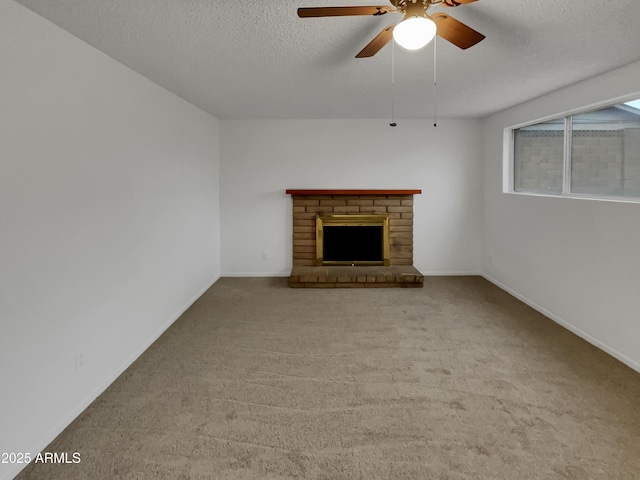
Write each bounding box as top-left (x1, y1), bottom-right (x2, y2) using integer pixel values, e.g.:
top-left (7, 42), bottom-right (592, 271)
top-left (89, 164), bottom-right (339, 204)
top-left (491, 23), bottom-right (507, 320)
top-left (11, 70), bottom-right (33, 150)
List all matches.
top-left (316, 214), bottom-right (390, 266)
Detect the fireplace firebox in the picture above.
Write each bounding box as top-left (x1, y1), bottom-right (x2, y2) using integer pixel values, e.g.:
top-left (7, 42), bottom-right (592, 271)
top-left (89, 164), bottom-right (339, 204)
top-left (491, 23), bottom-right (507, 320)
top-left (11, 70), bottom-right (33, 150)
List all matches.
top-left (316, 214), bottom-right (390, 266)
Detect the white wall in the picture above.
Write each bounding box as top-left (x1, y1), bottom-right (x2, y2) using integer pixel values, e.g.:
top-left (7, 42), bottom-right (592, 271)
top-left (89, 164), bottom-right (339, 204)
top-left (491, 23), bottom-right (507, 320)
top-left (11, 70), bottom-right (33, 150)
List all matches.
top-left (482, 61), bottom-right (640, 372)
top-left (220, 119), bottom-right (482, 276)
top-left (0, 2), bottom-right (221, 478)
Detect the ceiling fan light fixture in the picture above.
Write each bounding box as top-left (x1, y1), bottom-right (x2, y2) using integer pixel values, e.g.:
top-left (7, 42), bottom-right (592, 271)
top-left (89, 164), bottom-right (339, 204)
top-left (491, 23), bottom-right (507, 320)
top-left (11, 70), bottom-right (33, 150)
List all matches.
top-left (392, 16), bottom-right (437, 51)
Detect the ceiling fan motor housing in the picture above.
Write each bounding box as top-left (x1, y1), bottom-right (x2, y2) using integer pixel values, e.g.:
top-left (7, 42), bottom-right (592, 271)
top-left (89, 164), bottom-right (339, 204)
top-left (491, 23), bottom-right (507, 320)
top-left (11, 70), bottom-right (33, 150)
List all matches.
top-left (393, 0), bottom-right (466, 11)
top-left (393, 0), bottom-right (430, 18)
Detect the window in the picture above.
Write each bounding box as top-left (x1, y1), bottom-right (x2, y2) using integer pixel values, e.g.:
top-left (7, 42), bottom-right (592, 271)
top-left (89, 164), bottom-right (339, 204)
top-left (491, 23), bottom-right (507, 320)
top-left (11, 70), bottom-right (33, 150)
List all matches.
top-left (511, 97), bottom-right (640, 200)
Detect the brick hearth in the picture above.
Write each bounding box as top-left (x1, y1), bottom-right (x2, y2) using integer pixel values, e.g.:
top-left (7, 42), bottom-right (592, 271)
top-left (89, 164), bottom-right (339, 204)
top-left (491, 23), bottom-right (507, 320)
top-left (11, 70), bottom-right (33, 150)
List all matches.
top-left (288, 265), bottom-right (424, 288)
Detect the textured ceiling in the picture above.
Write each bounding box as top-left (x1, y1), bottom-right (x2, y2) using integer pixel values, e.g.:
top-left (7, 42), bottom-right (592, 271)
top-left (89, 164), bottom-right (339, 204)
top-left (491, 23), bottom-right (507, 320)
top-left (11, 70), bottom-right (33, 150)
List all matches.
top-left (14, 0), bottom-right (640, 119)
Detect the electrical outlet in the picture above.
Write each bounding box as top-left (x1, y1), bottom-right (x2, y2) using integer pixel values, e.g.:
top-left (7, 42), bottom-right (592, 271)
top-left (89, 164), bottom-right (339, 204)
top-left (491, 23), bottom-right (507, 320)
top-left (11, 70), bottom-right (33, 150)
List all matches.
top-left (75, 352), bottom-right (85, 373)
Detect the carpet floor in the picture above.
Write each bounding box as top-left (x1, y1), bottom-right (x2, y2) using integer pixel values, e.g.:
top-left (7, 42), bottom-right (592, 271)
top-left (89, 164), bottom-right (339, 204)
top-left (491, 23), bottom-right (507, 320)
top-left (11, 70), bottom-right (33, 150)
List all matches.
top-left (15, 277), bottom-right (640, 480)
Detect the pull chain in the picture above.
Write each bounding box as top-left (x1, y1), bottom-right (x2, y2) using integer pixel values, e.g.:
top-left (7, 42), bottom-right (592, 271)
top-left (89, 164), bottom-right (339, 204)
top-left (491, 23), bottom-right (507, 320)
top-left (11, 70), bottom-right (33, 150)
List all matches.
top-left (390, 39), bottom-right (397, 127)
top-left (433, 35), bottom-right (438, 128)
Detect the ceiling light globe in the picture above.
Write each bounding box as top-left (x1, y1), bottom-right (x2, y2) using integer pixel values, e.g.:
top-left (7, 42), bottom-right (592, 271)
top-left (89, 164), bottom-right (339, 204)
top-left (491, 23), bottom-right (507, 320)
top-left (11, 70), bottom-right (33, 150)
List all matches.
top-left (393, 16), bottom-right (437, 51)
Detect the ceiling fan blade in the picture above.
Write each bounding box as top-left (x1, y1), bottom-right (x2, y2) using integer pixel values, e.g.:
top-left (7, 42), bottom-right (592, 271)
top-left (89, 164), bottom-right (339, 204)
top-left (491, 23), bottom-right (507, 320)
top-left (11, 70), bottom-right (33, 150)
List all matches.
top-left (297, 6), bottom-right (394, 18)
top-left (355, 25), bottom-right (395, 58)
top-left (431, 13), bottom-right (485, 49)
top-left (441, 0), bottom-right (479, 6)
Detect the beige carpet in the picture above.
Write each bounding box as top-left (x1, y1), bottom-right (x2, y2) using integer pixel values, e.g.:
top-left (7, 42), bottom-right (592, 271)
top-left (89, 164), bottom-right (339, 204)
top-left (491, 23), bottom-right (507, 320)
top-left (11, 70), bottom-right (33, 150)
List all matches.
top-left (15, 277), bottom-right (640, 480)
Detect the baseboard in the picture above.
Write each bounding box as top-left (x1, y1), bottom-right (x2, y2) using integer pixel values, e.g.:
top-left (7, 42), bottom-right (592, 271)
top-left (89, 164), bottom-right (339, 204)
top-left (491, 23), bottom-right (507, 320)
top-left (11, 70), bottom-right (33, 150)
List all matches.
top-left (3, 274), bottom-right (221, 480)
top-left (481, 273), bottom-right (640, 374)
top-left (222, 272), bottom-right (290, 277)
top-left (420, 271), bottom-right (482, 276)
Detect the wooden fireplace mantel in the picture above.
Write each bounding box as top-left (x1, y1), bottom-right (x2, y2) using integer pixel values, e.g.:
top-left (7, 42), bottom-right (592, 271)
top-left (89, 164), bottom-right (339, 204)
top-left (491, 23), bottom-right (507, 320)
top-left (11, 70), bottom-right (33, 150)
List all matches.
top-left (286, 189), bottom-right (421, 195)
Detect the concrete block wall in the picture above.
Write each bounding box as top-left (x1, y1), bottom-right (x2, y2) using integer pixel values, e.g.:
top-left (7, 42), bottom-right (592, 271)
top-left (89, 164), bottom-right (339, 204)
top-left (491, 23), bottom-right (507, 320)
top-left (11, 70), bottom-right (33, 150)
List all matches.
top-left (623, 129), bottom-right (640, 196)
top-left (571, 131), bottom-right (624, 196)
top-left (514, 131), bottom-right (564, 193)
top-left (515, 129), bottom-right (640, 197)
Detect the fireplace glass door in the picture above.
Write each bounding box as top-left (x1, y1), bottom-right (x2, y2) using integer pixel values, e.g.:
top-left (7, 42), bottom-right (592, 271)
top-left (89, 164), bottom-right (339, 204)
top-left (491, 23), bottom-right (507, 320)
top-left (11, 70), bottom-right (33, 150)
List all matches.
top-left (316, 214), bottom-right (390, 266)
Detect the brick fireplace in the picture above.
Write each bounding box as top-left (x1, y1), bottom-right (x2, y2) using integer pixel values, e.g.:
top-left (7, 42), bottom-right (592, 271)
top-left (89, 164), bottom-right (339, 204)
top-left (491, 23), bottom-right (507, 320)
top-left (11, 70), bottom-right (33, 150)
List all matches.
top-left (286, 190), bottom-right (424, 288)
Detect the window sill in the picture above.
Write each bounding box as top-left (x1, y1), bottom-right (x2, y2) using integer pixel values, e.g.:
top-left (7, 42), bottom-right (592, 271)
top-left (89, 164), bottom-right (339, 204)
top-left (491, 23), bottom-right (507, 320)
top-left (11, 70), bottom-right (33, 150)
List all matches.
top-left (504, 190), bottom-right (640, 205)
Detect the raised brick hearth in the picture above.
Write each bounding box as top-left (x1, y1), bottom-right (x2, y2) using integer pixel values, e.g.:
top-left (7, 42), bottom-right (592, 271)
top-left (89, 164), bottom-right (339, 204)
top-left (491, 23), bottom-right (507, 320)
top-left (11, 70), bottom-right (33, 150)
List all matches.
top-left (289, 265), bottom-right (424, 288)
top-left (286, 190), bottom-right (423, 288)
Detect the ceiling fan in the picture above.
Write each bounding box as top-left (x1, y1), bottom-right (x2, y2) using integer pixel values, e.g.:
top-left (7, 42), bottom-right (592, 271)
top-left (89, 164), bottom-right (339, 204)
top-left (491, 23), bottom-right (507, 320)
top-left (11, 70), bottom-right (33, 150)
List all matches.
top-left (298, 0), bottom-right (485, 58)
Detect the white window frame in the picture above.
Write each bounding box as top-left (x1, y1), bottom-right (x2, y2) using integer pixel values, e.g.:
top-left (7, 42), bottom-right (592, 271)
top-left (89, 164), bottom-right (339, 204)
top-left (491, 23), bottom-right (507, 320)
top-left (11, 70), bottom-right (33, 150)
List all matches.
top-left (504, 92), bottom-right (640, 204)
